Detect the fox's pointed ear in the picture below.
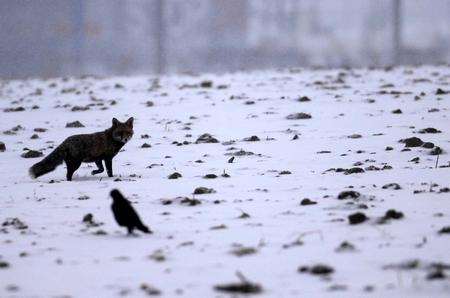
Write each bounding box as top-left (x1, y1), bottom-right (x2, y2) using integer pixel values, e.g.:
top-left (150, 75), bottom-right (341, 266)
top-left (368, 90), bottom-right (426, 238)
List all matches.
top-left (112, 118), bottom-right (119, 126)
top-left (125, 117), bottom-right (134, 127)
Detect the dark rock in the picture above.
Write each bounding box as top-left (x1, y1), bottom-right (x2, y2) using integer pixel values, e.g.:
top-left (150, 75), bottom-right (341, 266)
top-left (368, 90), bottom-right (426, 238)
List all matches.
top-left (0, 142), bottom-right (5, 152)
top-left (400, 137), bottom-right (423, 147)
top-left (145, 101), bottom-right (154, 107)
top-left (422, 142), bottom-right (434, 149)
top-left (195, 133), bottom-right (219, 144)
top-left (338, 190), bottom-right (361, 200)
top-left (203, 174), bottom-right (217, 179)
top-left (430, 147), bottom-right (442, 155)
top-left (243, 135), bottom-right (260, 142)
top-left (180, 197), bottom-right (201, 206)
top-left (30, 134), bottom-right (39, 139)
top-left (391, 109), bottom-right (402, 114)
top-left (436, 88), bottom-right (449, 95)
top-left (344, 167), bottom-right (365, 175)
top-left (385, 146), bottom-right (393, 151)
top-left (382, 183), bottom-right (401, 190)
top-left (200, 80), bottom-right (213, 88)
top-left (214, 272), bottom-right (262, 294)
top-left (438, 226), bottom-right (450, 234)
top-left (286, 112), bottom-right (312, 120)
top-left (141, 143), bottom-right (152, 148)
top-left (21, 150), bottom-right (43, 158)
top-left (4, 106), bottom-right (25, 112)
top-left (298, 96), bottom-right (311, 102)
top-left (0, 261), bottom-right (10, 269)
top-left (279, 170), bottom-right (291, 175)
top-left (298, 264), bottom-right (334, 275)
top-left (228, 156), bottom-right (235, 163)
top-left (168, 172), bottom-right (182, 179)
top-left (231, 247), bottom-right (257, 257)
top-left (292, 134), bottom-right (299, 140)
top-left (427, 270), bottom-right (446, 280)
top-left (418, 127), bottom-right (441, 134)
top-left (66, 121), bottom-right (85, 128)
top-left (348, 134), bottom-right (362, 139)
top-left (140, 283), bottom-right (162, 296)
top-left (335, 241), bottom-right (355, 252)
top-left (193, 187), bottom-right (215, 195)
top-left (348, 212), bottom-right (368, 225)
top-left (2, 218), bottom-right (28, 230)
top-left (300, 198), bottom-right (317, 206)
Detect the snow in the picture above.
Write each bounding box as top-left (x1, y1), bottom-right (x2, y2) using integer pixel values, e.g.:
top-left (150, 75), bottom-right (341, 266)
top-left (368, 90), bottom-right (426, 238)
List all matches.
top-left (0, 66), bottom-right (449, 297)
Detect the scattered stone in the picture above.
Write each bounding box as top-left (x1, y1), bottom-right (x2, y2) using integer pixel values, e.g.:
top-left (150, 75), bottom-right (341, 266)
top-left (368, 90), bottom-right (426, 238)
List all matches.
top-left (168, 172), bottom-right (182, 179)
top-left (148, 250), bottom-right (166, 262)
top-left (430, 147), bottom-right (442, 155)
top-left (0, 142), bottom-right (5, 152)
top-left (378, 209), bottom-right (404, 224)
top-left (200, 80), bottom-right (213, 88)
top-left (71, 105), bottom-right (89, 112)
top-left (4, 106), bottom-right (25, 112)
top-left (203, 174), bottom-right (217, 179)
top-left (298, 96), bottom-right (311, 102)
top-left (66, 121), bottom-right (85, 128)
top-left (422, 142), bottom-right (434, 149)
top-left (438, 226), bottom-right (450, 234)
top-left (338, 190), bottom-right (361, 200)
top-left (427, 270), bottom-right (446, 280)
top-left (300, 198), bottom-right (317, 206)
top-left (145, 101), bottom-right (154, 107)
top-left (348, 212), bottom-right (368, 225)
top-left (385, 146), bottom-right (393, 151)
top-left (391, 109), bottom-right (402, 114)
top-left (344, 167), bottom-right (365, 175)
top-left (180, 197), bottom-right (201, 206)
top-left (140, 283), bottom-right (161, 296)
top-left (77, 195), bottom-right (90, 200)
top-left (292, 134), bottom-right (299, 140)
top-left (214, 272), bottom-right (262, 294)
top-left (30, 134), bottom-right (39, 139)
top-left (238, 211), bottom-right (250, 219)
top-left (195, 133), bottom-right (219, 144)
top-left (382, 183), bottom-right (401, 190)
top-left (82, 213), bottom-right (103, 227)
top-left (335, 241), bottom-right (356, 252)
top-left (228, 156), bottom-right (235, 163)
top-left (21, 150), bottom-right (43, 158)
top-left (286, 112), bottom-right (312, 120)
top-left (348, 134), bottom-right (362, 139)
top-left (0, 261), bottom-right (10, 269)
top-left (243, 135), bottom-right (260, 142)
top-left (2, 218), bottom-right (28, 230)
top-left (231, 247), bottom-right (257, 257)
top-left (400, 137), bottom-right (423, 147)
top-left (436, 88), bottom-right (449, 95)
top-left (298, 264), bottom-right (334, 275)
top-left (279, 170), bottom-right (291, 175)
top-left (418, 127), bottom-right (441, 134)
top-left (141, 143), bottom-right (152, 148)
top-left (193, 187), bottom-right (215, 195)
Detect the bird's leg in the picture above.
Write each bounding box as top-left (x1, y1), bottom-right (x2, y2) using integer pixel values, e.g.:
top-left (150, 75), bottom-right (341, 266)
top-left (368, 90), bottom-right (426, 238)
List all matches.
top-left (127, 226), bottom-right (135, 236)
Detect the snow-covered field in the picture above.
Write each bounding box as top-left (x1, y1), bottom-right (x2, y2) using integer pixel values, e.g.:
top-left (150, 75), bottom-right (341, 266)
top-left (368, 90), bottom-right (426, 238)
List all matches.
top-left (0, 66), bottom-right (449, 297)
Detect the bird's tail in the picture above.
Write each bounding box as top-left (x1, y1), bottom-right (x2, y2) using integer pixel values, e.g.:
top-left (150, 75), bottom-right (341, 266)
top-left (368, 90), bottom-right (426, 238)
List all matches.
top-left (137, 223), bottom-right (152, 234)
top-left (29, 144), bottom-right (66, 179)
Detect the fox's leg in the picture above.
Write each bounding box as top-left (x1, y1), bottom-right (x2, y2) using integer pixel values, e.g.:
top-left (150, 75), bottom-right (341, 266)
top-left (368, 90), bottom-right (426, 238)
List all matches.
top-left (66, 159), bottom-right (82, 181)
top-left (91, 160), bottom-right (104, 175)
top-left (105, 158), bottom-right (113, 177)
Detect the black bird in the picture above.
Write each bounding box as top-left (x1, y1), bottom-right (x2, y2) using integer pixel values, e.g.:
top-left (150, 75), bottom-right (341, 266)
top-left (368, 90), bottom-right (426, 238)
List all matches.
top-left (110, 189), bottom-right (152, 235)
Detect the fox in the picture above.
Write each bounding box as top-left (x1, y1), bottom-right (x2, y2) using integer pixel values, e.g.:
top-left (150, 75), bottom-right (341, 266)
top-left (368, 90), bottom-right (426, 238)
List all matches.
top-left (29, 117), bottom-right (134, 181)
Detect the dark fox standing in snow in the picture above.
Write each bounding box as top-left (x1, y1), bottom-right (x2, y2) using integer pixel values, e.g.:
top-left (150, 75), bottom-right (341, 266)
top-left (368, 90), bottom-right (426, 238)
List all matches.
top-left (110, 189), bottom-right (151, 235)
top-left (29, 117), bottom-right (134, 181)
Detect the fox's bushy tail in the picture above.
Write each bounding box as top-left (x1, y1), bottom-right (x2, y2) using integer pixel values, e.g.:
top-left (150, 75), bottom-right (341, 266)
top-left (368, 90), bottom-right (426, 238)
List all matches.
top-left (29, 145), bottom-right (66, 179)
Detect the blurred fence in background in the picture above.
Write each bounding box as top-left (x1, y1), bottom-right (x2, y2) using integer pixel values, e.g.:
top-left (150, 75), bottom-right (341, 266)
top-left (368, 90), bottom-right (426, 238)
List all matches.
top-left (0, 0), bottom-right (449, 79)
